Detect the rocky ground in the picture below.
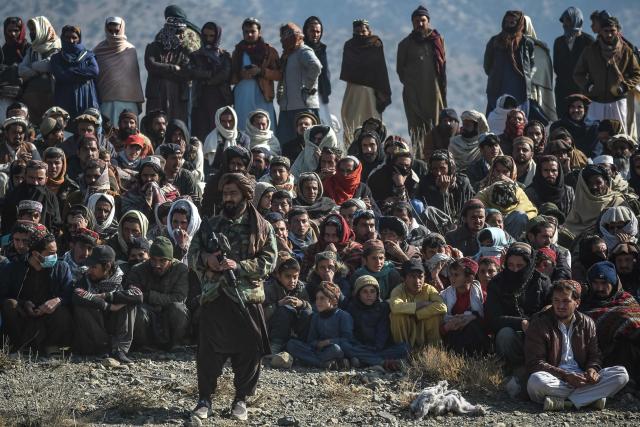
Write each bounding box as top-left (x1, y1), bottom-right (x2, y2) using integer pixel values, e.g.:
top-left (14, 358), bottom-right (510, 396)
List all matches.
top-left (1, 347), bottom-right (639, 426)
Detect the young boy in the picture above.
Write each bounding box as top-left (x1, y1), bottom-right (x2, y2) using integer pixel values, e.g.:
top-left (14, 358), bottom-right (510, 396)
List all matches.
top-left (263, 255), bottom-right (312, 357)
top-left (306, 251), bottom-right (350, 308)
top-left (351, 239), bottom-right (402, 300)
top-left (345, 275), bottom-right (409, 370)
top-left (389, 259), bottom-right (447, 348)
top-left (286, 282), bottom-right (354, 369)
top-left (440, 258), bottom-right (489, 355)
top-left (477, 256), bottom-right (500, 299)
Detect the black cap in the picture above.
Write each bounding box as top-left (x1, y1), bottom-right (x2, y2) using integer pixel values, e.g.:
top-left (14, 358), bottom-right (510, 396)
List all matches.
top-left (439, 108), bottom-right (459, 122)
top-left (85, 245), bottom-right (116, 266)
top-left (402, 258), bottom-right (425, 275)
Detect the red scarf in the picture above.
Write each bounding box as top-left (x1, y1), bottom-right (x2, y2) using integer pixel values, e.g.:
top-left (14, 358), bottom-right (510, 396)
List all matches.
top-left (322, 162), bottom-right (362, 205)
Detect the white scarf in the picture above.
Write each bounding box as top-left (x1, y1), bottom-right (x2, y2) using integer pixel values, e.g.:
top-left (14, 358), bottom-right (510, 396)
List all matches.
top-left (203, 106), bottom-right (239, 165)
top-left (87, 192), bottom-right (116, 232)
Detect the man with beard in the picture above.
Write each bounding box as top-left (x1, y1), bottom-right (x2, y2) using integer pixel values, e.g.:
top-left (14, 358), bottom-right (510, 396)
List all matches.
top-left (445, 199), bottom-right (486, 257)
top-left (1, 160), bottom-right (60, 234)
top-left (0, 17), bottom-right (30, 118)
top-left (581, 261), bottom-right (640, 385)
top-left (550, 94), bottom-right (599, 156)
top-left (526, 155), bottom-right (575, 217)
top-left (418, 150), bottom-right (474, 220)
top-left (0, 116), bottom-right (39, 164)
top-left (553, 7), bottom-right (594, 116)
top-left (281, 111), bottom-right (318, 161)
top-left (565, 165), bottom-right (628, 237)
top-left (609, 242), bottom-right (640, 302)
top-left (203, 106), bottom-right (251, 177)
top-left (415, 108), bottom-right (458, 163)
top-left (604, 134), bottom-right (636, 180)
top-left (127, 236), bottom-right (189, 350)
top-left (448, 110), bottom-right (489, 172)
top-left (574, 15), bottom-right (640, 132)
top-left (499, 109), bottom-right (527, 156)
top-left (144, 17), bottom-right (191, 122)
top-left (144, 109), bottom-right (168, 148)
top-left (249, 146), bottom-right (270, 180)
top-left (275, 23), bottom-right (321, 145)
top-left (189, 22), bottom-right (232, 141)
top-left (159, 143), bottom-right (198, 203)
top-left (201, 145), bottom-right (251, 217)
top-left (36, 117), bottom-right (65, 156)
top-left (347, 130), bottom-right (384, 180)
top-left (303, 17), bottom-right (331, 124)
top-left (397, 6), bottom-right (447, 148)
top-left (231, 18), bottom-right (281, 131)
top-left (484, 11), bottom-right (535, 114)
top-left (466, 133), bottom-right (502, 190)
top-left (110, 109), bottom-right (153, 156)
top-left (352, 209), bottom-right (377, 244)
top-left (525, 281), bottom-right (628, 412)
top-left (188, 173), bottom-right (277, 421)
top-left (340, 20), bottom-right (391, 144)
top-left (513, 136), bottom-right (536, 187)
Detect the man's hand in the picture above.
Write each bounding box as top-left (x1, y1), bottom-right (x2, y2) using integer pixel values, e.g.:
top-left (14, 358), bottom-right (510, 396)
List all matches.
top-left (361, 196), bottom-right (372, 210)
top-left (384, 241), bottom-right (409, 262)
top-left (319, 167), bottom-right (336, 180)
top-left (174, 229), bottom-right (190, 249)
top-left (24, 301), bottom-right (38, 317)
top-left (565, 372), bottom-right (588, 388)
top-left (436, 175), bottom-right (452, 192)
top-left (172, 64), bottom-right (181, 72)
top-left (144, 184), bottom-right (154, 207)
top-left (35, 297), bottom-right (60, 315)
top-left (521, 319), bottom-right (529, 332)
top-left (585, 368), bottom-right (600, 384)
top-left (416, 300), bottom-right (431, 310)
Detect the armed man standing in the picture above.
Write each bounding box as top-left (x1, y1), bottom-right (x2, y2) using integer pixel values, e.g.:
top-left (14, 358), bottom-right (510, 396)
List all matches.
top-left (188, 173), bottom-right (278, 421)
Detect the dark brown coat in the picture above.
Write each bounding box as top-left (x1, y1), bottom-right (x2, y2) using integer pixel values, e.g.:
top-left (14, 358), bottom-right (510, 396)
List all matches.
top-left (524, 308), bottom-right (602, 378)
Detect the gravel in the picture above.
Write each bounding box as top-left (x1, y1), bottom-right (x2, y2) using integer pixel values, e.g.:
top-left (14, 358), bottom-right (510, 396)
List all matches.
top-left (0, 347), bottom-right (638, 426)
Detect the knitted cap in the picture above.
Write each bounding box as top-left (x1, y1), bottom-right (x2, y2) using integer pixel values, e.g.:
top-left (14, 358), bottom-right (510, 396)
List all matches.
top-left (353, 275), bottom-right (379, 296)
top-left (150, 236), bottom-right (173, 259)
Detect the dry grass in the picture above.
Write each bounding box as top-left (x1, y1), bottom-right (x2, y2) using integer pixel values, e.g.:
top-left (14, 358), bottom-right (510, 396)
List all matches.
top-left (318, 372), bottom-right (372, 401)
top-left (0, 356), bottom-right (78, 426)
top-left (400, 346), bottom-right (503, 404)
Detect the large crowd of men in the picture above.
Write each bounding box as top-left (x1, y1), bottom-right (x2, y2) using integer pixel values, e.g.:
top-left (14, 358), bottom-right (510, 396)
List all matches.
top-left (0, 3), bottom-right (639, 421)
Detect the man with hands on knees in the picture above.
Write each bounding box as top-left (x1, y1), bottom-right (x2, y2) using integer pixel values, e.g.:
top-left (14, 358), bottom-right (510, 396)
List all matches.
top-left (525, 280), bottom-right (629, 411)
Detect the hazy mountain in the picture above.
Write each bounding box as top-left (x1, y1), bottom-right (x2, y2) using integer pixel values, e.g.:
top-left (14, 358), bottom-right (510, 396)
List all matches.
top-left (2, 0), bottom-right (638, 137)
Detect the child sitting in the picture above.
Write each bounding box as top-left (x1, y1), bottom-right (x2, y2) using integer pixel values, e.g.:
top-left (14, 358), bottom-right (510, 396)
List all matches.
top-left (485, 208), bottom-right (504, 229)
top-left (440, 258), bottom-right (489, 355)
top-left (345, 275), bottom-right (409, 370)
top-left (263, 254), bottom-right (312, 354)
top-left (306, 251), bottom-right (350, 308)
top-left (286, 282), bottom-right (354, 369)
top-left (474, 227), bottom-right (509, 260)
top-left (476, 256), bottom-right (500, 299)
top-left (351, 239), bottom-right (402, 300)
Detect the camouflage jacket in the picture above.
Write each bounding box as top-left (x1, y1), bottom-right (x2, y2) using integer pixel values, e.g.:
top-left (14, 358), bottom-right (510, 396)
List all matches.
top-left (188, 205), bottom-right (277, 305)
